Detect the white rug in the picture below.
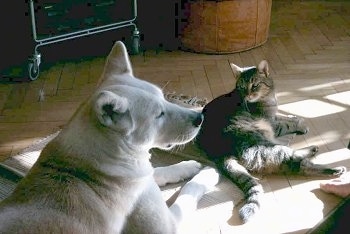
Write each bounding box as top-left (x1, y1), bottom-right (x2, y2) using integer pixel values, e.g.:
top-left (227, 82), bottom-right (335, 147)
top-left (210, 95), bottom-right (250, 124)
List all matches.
top-left (0, 131), bottom-right (60, 201)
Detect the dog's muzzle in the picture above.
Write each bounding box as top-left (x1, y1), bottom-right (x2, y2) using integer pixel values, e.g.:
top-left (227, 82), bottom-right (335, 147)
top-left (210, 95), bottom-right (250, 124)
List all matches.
top-left (193, 113), bottom-right (204, 127)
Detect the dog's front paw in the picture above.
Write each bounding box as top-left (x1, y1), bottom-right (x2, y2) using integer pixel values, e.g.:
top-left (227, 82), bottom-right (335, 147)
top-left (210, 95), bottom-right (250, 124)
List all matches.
top-left (154, 160), bottom-right (202, 186)
top-left (190, 166), bottom-right (220, 191)
top-left (176, 160), bottom-right (203, 180)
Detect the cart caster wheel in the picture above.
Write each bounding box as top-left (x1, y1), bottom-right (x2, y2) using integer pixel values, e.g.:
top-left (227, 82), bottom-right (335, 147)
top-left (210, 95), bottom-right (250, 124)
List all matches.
top-left (28, 62), bottom-right (39, 81)
top-left (131, 35), bottom-right (140, 55)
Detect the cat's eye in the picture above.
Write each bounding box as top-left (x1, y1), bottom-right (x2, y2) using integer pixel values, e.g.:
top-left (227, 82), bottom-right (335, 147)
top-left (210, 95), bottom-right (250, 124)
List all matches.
top-left (251, 83), bottom-right (260, 91)
top-left (156, 111), bottom-right (165, 119)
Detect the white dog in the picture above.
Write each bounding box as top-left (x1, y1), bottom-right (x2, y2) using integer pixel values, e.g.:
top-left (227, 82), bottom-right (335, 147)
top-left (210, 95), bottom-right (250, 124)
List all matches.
top-left (0, 41), bottom-right (219, 233)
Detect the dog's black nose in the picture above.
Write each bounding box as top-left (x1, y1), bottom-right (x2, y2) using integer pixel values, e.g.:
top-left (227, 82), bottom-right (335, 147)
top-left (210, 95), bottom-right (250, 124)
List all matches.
top-left (193, 113), bottom-right (204, 127)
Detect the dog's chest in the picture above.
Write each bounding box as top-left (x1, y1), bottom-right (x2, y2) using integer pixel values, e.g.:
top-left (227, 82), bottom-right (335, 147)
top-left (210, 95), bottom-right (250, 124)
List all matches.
top-left (96, 175), bottom-right (153, 232)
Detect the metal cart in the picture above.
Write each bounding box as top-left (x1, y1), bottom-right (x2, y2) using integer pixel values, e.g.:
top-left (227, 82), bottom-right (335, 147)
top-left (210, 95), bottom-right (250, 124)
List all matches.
top-left (27, 0), bottom-right (140, 80)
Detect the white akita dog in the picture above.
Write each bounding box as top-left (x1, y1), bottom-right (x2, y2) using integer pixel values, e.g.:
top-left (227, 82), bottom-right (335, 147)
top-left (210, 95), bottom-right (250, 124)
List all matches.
top-left (0, 41), bottom-right (219, 233)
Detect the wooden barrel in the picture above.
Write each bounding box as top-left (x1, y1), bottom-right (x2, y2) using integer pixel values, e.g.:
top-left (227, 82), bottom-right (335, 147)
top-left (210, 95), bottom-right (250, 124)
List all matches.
top-left (181, 0), bottom-right (272, 54)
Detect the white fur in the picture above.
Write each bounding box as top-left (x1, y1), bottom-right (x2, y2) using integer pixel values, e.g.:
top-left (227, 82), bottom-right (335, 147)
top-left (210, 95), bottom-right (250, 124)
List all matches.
top-left (0, 41), bottom-right (219, 234)
top-left (154, 160), bottom-right (202, 186)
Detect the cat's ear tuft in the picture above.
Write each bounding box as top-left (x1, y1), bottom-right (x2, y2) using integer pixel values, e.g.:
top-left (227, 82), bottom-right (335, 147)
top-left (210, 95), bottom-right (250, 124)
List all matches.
top-left (230, 63), bottom-right (244, 78)
top-left (258, 60), bottom-right (269, 77)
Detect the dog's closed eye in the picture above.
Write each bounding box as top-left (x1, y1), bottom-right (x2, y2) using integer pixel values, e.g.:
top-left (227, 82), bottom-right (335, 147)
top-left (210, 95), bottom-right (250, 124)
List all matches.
top-left (156, 111), bottom-right (165, 119)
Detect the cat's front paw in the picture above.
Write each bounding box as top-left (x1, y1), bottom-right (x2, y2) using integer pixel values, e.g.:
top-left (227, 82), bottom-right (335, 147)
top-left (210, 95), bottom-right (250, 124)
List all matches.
top-left (290, 116), bottom-right (309, 135)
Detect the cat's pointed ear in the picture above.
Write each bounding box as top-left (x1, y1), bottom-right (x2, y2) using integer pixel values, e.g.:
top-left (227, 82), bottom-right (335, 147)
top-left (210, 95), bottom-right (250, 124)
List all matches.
top-left (258, 60), bottom-right (269, 77)
top-left (230, 63), bottom-right (244, 78)
top-left (104, 41), bottom-right (134, 76)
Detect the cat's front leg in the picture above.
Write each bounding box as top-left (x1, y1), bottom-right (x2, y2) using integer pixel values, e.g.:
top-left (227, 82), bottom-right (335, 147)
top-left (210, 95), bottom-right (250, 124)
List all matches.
top-left (273, 115), bottom-right (309, 136)
top-left (289, 115), bottom-right (309, 135)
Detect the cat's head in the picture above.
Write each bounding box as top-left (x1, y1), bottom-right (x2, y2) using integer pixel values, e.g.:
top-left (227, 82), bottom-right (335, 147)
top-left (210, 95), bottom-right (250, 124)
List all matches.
top-left (231, 60), bottom-right (273, 103)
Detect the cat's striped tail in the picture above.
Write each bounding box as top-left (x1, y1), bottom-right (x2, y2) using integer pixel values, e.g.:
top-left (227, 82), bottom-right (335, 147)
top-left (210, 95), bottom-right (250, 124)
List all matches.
top-left (218, 157), bottom-right (264, 223)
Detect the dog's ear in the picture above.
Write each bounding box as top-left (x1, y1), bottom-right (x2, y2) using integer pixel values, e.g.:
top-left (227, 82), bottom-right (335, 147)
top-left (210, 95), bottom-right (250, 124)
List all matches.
top-left (257, 60), bottom-right (269, 77)
top-left (104, 41), bottom-right (133, 76)
top-left (94, 91), bottom-right (133, 132)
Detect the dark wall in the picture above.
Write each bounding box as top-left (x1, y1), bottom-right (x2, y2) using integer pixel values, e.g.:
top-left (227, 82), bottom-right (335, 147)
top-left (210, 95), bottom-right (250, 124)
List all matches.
top-left (0, 0), bottom-right (188, 73)
top-left (0, 2), bottom-right (33, 72)
top-left (138, 0), bottom-right (189, 51)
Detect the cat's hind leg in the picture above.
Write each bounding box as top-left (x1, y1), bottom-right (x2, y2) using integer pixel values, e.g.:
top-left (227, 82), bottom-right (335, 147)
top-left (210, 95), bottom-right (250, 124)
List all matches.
top-left (240, 144), bottom-right (338, 176)
top-left (284, 145), bottom-right (345, 175)
top-left (293, 145), bottom-right (319, 159)
top-left (300, 159), bottom-right (346, 177)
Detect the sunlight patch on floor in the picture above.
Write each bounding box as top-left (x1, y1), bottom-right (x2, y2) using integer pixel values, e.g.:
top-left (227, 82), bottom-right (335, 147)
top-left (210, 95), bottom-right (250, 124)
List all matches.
top-left (312, 148), bottom-right (350, 166)
top-left (276, 91), bottom-right (293, 98)
top-left (278, 99), bottom-right (346, 118)
top-left (251, 186), bottom-right (325, 234)
top-left (324, 90), bottom-right (350, 106)
top-left (297, 79), bottom-right (350, 92)
top-left (318, 130), bottom-right (342, 143)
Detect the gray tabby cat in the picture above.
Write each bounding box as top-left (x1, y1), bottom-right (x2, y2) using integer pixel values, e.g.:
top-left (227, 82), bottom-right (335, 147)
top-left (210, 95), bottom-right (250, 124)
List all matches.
top-left (197, 60), bottom-right (346, 223)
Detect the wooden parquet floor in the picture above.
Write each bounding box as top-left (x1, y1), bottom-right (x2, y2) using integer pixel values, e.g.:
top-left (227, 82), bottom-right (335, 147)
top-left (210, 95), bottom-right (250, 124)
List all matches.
top-left (0, 1), bottom-right (350, 233)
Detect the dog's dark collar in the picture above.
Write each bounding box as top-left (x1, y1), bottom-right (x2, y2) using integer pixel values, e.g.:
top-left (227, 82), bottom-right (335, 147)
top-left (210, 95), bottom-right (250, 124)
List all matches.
top-left (39, 159), bottom-right (101, 185)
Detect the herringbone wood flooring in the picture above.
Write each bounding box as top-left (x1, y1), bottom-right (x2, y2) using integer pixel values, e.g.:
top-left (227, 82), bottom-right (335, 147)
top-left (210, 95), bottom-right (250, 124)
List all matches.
top-left (1, 1), bottom-right (350, 233)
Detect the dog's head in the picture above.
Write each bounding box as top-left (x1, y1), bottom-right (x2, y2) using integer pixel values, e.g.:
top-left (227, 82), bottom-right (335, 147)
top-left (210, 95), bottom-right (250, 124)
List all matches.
top-left (91, 42), bottom-right (203, 152)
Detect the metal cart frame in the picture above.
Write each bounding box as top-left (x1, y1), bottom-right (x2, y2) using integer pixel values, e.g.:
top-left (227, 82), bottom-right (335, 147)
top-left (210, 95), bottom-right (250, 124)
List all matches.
top-left (28, 0), bottom-right (140, 80)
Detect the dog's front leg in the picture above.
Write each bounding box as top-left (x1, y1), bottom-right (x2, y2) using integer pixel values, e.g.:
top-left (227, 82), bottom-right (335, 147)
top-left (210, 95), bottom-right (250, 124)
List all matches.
top-left (169, 167), bottom-right (220, 223)
top-left (153, 160), bottom-right (202, 186)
